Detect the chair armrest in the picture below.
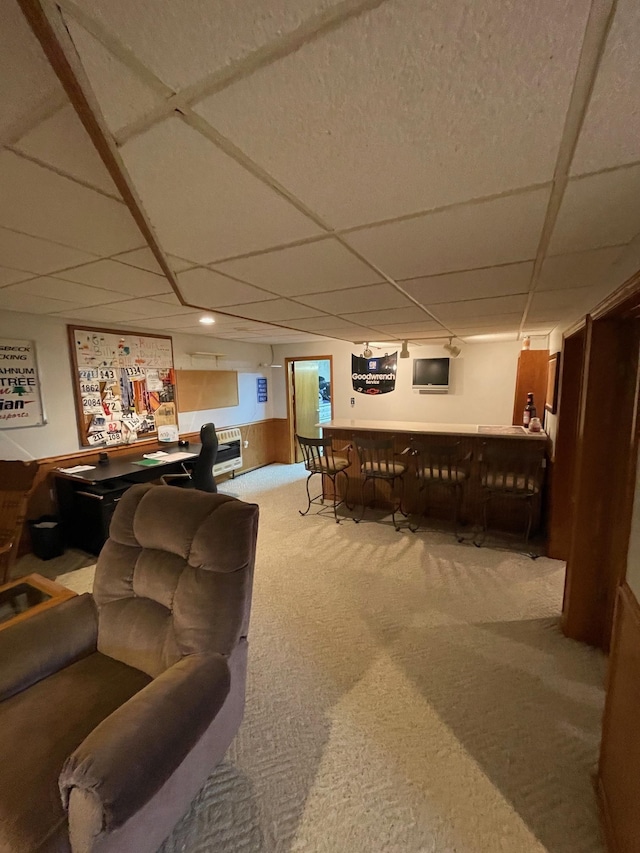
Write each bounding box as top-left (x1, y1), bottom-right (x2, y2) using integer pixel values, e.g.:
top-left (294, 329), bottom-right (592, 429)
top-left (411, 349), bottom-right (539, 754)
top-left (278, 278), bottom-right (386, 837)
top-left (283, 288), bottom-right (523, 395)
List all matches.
top-left (60, 653), bottom-right (231, 836)
top-left (0, 594), bottom-right (97, 701)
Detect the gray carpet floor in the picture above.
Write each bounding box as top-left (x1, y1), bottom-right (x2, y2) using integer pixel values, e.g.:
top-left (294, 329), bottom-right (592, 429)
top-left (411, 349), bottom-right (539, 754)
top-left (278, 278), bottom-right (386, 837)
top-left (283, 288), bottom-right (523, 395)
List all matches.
top-left (55, 464), bottom-right (606, 853)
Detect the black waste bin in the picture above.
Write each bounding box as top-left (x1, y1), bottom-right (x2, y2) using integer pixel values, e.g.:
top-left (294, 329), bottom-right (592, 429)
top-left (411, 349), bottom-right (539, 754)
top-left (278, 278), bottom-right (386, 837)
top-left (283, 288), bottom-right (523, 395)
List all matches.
top-left (28, 515), bottom-right (64, 561)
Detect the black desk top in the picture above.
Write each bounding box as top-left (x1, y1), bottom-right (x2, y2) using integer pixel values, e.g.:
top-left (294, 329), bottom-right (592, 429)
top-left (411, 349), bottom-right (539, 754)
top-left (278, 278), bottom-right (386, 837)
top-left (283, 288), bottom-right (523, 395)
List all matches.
top-left (55, 443), bottom-right (201, 485)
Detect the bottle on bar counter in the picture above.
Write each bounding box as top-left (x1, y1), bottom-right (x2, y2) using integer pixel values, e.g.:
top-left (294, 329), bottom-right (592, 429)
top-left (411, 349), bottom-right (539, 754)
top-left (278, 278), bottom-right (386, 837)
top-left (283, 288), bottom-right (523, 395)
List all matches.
top-left (523, 392), bottom-right (537, 429)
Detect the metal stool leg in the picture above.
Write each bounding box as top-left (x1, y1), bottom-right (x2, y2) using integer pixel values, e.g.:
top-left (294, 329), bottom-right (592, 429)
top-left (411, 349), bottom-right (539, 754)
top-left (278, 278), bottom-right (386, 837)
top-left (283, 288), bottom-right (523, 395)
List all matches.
top-left (299, 472), bottom-right (316, 517)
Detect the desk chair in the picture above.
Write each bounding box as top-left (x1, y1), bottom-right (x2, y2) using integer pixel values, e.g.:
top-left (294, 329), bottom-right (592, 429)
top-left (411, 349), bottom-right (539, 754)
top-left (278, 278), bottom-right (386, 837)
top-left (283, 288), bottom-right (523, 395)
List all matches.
top-left (0, 460), bottom-right (39, 584)
top-left (475, 441), bottom-right (546, 548)
top-left (296, 435), bottom-right (352, 523)
top-left (409, 441), bottom-right (471, 540)
top-left (353, 436), bottom-right (408, 530)
top-left (161, 423), bottom-right (218, 493)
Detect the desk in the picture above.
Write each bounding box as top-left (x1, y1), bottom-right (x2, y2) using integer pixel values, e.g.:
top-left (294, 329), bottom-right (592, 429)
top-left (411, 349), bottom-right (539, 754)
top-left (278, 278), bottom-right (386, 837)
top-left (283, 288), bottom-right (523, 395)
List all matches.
top-left (54, 444), bottom-right (200, 555)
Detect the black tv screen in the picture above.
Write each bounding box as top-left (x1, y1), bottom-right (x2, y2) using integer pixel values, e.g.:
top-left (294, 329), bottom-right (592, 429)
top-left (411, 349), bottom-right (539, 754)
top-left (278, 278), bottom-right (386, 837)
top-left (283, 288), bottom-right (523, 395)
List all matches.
top-left (412, 357), bottom-right (450, 389)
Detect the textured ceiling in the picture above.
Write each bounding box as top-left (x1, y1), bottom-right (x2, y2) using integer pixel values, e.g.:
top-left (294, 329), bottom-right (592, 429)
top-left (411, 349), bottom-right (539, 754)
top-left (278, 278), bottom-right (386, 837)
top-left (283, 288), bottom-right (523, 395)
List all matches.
top-left (1, 0), bottom-right (639, 345)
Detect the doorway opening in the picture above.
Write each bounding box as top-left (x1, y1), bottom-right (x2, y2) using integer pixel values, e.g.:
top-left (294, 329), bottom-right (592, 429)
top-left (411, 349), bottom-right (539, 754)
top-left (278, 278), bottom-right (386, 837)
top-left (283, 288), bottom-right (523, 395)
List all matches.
top-left (286, 356), bottom-right (333, 463)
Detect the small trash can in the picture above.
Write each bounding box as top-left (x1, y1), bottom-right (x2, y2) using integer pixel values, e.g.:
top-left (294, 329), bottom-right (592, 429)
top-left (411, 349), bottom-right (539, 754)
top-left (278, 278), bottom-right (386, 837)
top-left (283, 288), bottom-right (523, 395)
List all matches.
top-left (28, 515), bottom-right (64, 561)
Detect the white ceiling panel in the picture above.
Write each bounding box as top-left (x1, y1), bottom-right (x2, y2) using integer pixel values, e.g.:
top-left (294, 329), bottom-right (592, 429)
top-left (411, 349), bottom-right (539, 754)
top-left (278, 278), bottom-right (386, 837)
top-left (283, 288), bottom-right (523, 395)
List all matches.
top-left (94, 297), bottom-right (196, 318)
top-left (571, 0), bottom-right (640, 175)
top-left (219, 299), bottom-right (324, 322)
top-left (57, 259), bottom-right (171, 296)
top-left (13, 104), bottom-right (118, 195)
top-left (450, 316), bottom-right (524, 332)
top-left (316, 327), bottom-right (386, 341)
top-left (112, 247), bottom-right (163, 273)
top-left (134, 312), bottom-right (208, 329)
top-left (526, 285), bottom-right (611, 323)
top-left (281, 315), bottom-right (348, 332)
top-left (120, 118), bottom-right (321, 263)
top-left (51, 304), bottom-right (157, 323)
top-left (0, 0), bottom-right (64, 140)
top-left (401, 262), bottom-right (534, 306)
top-left (8, 276), bottom-right (124, 305)
top-left (0, 226), bottom-right (98, 275)
top-left (345, 188), bottom-right (549, 280)
top-left (176, 267), bottom-right (273, 308)
top-left (550, 166), bottom-right (640, 255)
top-left (197, 0), bottom-right (588, 227)
top-left (343, 307), bottom-right (433, 327)
top-left (298, 283), bottom-right (414, 314)
top-left (374, 321), bottom-right (446, 335)
top-left (432, 294), bottom-right (527, 321)
top-left (212, 237), bottom-right (380, 295)
top-left (64, 17), bottom-right (165, 133)
top-left (70, 0), bottom-right (344, 92)
top-left (538, 247), bottom-right (623, 292)
top-left (0, 288), bottom-right (82, 314)
top-left (0, 265), bottom-right (34, 287)
top-left (0, 151), bottom-right (143, 255)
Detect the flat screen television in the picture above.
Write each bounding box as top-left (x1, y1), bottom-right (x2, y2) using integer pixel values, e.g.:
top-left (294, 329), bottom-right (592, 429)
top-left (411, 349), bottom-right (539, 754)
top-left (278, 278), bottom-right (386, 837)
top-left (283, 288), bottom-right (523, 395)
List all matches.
top-left (412, 357), bottom-right (450, 391)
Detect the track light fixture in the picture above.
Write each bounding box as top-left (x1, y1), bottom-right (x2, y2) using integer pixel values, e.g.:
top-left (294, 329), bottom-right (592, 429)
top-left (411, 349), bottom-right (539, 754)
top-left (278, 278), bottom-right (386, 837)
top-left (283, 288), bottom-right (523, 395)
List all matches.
top-left (400, 340), bottom-right (410, 358)
top-left (443, 337), bottom-right (461, 358)
top-left (362, 342), bottom-right (373, 358)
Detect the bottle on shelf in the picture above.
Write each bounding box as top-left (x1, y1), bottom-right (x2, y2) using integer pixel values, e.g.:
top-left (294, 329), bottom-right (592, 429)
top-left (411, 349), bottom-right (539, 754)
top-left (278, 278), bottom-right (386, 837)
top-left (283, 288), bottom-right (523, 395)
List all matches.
top-left (523, 392), bottom-right (537, 429)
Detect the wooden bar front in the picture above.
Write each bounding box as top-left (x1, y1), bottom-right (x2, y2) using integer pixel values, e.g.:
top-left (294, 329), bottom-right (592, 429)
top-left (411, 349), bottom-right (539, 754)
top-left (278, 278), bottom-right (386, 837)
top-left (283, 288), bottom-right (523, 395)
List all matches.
top-left (322, 420), bottom-right (549, 537)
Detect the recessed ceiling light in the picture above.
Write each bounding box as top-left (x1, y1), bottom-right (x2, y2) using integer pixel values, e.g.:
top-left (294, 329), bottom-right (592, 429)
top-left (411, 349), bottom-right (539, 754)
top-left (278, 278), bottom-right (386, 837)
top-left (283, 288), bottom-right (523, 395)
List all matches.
top-left (199, 316), bottom-right (215, 325)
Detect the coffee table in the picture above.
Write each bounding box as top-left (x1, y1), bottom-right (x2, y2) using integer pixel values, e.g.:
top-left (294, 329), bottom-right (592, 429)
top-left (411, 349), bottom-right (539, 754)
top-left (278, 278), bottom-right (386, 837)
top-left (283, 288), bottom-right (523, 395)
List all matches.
top-left (0, 573), bottom-right (77, 632)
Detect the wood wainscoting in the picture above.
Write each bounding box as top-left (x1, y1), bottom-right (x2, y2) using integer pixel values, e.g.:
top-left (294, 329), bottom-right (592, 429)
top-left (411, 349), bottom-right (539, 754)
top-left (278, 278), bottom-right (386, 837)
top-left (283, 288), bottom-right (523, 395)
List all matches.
top-left (20, 418), bottom-right (286, 556)
top-left (598, 583), bottom-right (640, 853)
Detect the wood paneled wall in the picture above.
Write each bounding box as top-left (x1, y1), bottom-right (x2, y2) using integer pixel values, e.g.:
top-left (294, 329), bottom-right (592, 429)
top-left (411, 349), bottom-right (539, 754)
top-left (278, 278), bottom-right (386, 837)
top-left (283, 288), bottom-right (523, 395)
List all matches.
top-left (19, 418), bottom-right (284, 555)
top-left (598, 584), bottom-right (640, 853)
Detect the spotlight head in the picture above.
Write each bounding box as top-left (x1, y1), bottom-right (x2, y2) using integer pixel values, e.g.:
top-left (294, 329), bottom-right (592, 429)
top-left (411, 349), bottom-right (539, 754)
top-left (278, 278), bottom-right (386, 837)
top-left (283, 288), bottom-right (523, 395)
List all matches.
top-left (363, 343), bottom-right (372, 358)
top-left (400, 340), bottom-right (410, 358)
top-left (443, 338), bottom-right (461, 358)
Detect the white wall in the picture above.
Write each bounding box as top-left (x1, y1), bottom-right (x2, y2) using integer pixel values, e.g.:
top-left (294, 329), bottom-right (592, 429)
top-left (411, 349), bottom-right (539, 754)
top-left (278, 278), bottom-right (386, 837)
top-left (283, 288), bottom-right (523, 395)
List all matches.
top-left (543, 326), bottom-right (564, 452)
top-left (0, 310), bottom-right (274, 460)
top-left (272, 338), bottom-right (542, 426)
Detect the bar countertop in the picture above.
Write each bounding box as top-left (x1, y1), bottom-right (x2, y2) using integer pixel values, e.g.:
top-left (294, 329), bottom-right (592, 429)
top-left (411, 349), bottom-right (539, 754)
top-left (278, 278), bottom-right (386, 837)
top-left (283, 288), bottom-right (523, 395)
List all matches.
top-left (321, 419), bottom-right (547, 440)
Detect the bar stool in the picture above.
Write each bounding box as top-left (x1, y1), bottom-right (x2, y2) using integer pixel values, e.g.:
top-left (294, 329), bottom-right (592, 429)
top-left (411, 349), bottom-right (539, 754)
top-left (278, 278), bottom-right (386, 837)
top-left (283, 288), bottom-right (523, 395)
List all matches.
top-left (353, 436), bottom-right (408, 530)
top-left (475, 441), bottom-right (546, 548)
top-left (409, 440), bottom-right (471, 540)
top-left (296, 435), bottom-right (352, 523)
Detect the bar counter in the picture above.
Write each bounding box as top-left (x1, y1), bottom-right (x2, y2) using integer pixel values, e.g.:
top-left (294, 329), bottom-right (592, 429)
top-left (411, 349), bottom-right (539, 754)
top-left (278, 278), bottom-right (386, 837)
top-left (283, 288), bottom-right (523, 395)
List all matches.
top-left (321, 419), bottom-right (549, 537)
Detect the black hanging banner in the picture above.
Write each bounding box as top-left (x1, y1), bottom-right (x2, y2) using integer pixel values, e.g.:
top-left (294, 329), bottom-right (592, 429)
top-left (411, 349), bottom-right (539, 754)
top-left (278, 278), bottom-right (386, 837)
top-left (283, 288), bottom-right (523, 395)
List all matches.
top-left (351, 352), bottom-right (397, 395)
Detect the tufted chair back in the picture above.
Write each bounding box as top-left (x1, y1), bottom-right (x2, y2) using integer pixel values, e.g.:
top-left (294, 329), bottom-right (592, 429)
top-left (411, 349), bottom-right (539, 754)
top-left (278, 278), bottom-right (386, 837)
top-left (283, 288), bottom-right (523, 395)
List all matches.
top-left (92, 484), bottom-right (258, 677)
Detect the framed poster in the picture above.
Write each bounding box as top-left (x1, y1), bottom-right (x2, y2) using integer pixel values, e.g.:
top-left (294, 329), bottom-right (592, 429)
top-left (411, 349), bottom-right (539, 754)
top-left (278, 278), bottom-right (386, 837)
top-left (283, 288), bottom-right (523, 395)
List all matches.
top-left (68, 325), bottom-right (177, 447)
top-left (545, 352), bottom-right (561, 414)
top-left (0, 338), bottom-right (45, 428)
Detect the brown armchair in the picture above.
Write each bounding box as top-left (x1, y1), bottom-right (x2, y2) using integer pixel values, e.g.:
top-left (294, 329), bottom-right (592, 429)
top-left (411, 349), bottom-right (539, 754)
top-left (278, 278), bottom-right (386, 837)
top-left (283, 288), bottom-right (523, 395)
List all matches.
top-left (0, 483), bottom-right (259, 853)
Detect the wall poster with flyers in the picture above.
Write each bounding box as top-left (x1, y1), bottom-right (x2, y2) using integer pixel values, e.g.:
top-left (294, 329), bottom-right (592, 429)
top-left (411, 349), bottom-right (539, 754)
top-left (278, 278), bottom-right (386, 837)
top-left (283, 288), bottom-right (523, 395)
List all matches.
top-left (67, 325), bottom-right (178, 448)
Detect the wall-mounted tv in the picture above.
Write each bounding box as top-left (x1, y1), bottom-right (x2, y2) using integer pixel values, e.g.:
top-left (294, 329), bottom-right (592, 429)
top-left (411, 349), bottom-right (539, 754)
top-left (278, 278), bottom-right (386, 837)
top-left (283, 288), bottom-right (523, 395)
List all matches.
top-left (412, 357), bottom-right (450, 392)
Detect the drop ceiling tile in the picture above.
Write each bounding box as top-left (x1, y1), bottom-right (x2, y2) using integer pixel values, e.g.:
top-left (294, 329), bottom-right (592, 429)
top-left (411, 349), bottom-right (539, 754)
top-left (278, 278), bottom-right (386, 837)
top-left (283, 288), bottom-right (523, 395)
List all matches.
top-left (401, 262), bottom-right (533, 305)
top-left (0, 289), bottom-right (82, 314)
top-left (526, 286), bottom-right (602, 322)
top-left (449, 314), bottom-right (524, 331)
top-left (372, 321), bottom-right (444, 335)
top-left (0, 266), bottom-right (34, 287)
top-left (549, 166), bottom-right (640, 254)
top-left (13, 104), bottom-right (118, 196)
top-left (64, 17), bottom-right (165, 133)
top-left (298, 283), bottom-right (413, 314)
top-left (150, 292), bottom-right (184, 306)
top-left (0, 226), bottom-right (98, 274)
top-left (120, 118), bottom-right (321, 264)
top-left (318, 327), bottom-right (385, 341)
top-left (345, 189), bottom-right (549, 280)
top-left (218, 299), bottom-right (323, 322)
top-left (58, 259), bottom-right (171, 296)
top-left (538, 247), bottom-right (622, 291)
top-left (111, 247), bottom-right (163, 273)
top-left (571, 0), bottom-right (640, 174)
top-left (0, 151), bottom-right (142, 256)
top-left (134, 312), bottom-right (205, 329)
top-left (0, 0), bottom-right (64, 140)
top-left (101, 298), bottom-right (197, 318)
top-left (342, 307), bottom-right (434, 327)
top-left (7, 277), bottom-right (124, 306)
top-left (70, 0), bottom-right (344, 91)
top-left (177, 267), bottom-right (274, 308)
top-left (197, 0), bottom-right (588, 227)
top-left (432, 294), bottom-right (527, 321)
top-left (212, 238), bottom-right (380, 295)
top-left (286, 315), bottom-right (356, 332)
top-left (52, 305), bottom-right (157, 323)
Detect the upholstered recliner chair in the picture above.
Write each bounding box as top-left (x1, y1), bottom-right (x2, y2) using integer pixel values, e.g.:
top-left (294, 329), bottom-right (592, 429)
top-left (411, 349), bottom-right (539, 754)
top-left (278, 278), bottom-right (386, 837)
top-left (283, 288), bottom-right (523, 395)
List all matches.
top-left (0, 483), bottom-right (259, 853)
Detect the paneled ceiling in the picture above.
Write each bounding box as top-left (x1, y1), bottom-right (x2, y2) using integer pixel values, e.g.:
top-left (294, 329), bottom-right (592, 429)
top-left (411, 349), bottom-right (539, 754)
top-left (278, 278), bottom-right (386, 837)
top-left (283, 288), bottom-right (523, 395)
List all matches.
top-left (1, 0), bottom-right (639, 345)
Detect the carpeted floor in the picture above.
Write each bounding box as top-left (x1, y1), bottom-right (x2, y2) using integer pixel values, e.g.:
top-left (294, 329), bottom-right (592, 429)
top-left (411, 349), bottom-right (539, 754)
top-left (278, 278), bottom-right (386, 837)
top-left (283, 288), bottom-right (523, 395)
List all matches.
top-left (56, 464), bottom-right (606, 853)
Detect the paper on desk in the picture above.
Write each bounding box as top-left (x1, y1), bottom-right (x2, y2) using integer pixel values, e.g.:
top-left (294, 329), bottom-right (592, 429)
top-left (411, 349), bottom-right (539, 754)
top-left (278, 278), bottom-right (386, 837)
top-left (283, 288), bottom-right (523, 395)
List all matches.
top-left (143, 451), bottom-right (169, 459)
top-left (164, 451), bottom-right (196, 461)
top-left (58, 465), bottom-right (96, 474)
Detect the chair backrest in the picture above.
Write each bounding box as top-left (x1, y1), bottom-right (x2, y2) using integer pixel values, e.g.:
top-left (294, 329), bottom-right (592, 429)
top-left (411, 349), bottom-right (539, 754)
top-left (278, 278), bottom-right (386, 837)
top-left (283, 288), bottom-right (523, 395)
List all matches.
top-left (410, 440), bottom-right (470, 482)
top-left (191, 422), bottom-right (219, 492)
top-left (93, 483), bottom-right (259, 678)
top-left (354, 436), bottom-right (399, 476)
top-left (479, 442), bottom-right (546, 494)
top-left (296, 434), bottom-right (331, 472)
top-left (0, 461), bottom-right (39, 579)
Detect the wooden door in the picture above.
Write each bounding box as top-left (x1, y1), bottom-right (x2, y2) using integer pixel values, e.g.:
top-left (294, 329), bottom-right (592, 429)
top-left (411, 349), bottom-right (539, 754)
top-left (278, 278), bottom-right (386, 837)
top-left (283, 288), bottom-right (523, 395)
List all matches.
top-left (292, 362), bottom-right (320, 461)
top-left (512, 349), bottom-right (549, 425)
